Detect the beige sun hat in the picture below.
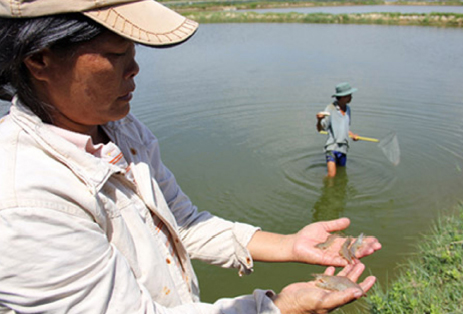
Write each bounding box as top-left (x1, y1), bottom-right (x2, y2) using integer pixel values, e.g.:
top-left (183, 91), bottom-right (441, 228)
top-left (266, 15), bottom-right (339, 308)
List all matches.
top-left (0, 0), bottom-right (198, 47)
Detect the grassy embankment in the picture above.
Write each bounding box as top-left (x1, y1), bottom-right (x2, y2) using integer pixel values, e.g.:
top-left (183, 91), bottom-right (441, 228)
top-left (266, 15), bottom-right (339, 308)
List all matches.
top-left (164, 0), bottom-right (463, 27)
top-left (183, 11), bottom-right (463, 27)
top-left (164, 0), bottom-right (463, 12)
top-left (367, 204), bottom-right (463, 313)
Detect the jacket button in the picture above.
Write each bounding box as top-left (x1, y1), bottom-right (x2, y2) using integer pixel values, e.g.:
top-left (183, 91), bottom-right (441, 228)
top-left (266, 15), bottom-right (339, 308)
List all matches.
top-left (130, 148), bottom-right (137, 155)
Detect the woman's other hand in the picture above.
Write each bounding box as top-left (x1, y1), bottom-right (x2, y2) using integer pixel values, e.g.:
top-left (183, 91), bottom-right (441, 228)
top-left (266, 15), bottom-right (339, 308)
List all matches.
top-left (272, 263), bottom-right (376, 314)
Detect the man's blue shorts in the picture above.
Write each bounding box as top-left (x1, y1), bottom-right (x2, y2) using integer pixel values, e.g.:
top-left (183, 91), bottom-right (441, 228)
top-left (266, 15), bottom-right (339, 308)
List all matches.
top-left (326, 151), bottom-right (347, 166)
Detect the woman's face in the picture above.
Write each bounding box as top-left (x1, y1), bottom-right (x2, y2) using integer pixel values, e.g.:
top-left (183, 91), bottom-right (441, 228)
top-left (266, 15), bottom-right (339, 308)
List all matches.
top-left (37, 31), bottom-right (139, 133)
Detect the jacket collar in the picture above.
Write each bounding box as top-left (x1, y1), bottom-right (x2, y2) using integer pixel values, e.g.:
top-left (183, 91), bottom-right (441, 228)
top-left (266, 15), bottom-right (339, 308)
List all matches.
top-left (9, 97), bottom-right (120, 194)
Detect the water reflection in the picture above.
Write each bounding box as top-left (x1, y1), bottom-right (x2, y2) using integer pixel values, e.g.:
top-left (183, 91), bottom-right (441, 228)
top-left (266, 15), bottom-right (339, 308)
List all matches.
top-left (312, 167), bottom-right (350, 222)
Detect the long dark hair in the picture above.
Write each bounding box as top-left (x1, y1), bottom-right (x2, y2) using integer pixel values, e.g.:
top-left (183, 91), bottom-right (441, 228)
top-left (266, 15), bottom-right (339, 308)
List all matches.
top-left (0, 13), bottom-right (105, 122)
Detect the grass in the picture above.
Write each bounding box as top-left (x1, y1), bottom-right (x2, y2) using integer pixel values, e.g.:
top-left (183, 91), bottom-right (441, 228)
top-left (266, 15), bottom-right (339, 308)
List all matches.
top-left (367, 204), bottom-right (463, 313)
top-left (181, 11), bottom-right (463, 27)
top-left (168, 0), bottom-right (463, 27)
top-left (167, 0), bottom-right (386, 11)
top-left (165, 0), bottom-right (463, 12)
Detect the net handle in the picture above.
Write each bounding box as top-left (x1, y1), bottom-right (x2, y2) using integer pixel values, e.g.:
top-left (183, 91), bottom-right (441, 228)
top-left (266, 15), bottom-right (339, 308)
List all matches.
top-left (318, 131), bottom-right (379, 143)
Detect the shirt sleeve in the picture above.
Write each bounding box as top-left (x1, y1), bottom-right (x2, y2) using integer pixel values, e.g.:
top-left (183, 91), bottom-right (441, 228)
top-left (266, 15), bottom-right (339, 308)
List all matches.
top-left (130, 114), bottom-right (260, 275)
top-left (320, 116), bottom-right (330, 130)
top-left (320, 104), bottom-right (332, 131)
top-left (347, 106), bottom-right (351, 125)
top-left (0, 208), bottom-right (279, 314)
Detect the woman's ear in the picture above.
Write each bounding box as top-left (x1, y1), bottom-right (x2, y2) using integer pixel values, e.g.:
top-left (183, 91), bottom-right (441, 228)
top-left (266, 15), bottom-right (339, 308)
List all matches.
top-left (23, 48), bottom-right (53, 82)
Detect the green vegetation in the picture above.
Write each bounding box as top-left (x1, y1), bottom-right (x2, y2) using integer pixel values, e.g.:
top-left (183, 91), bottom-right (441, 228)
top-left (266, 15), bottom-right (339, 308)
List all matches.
top-left (169, 0), bottom-right (463, 12)
top-left (182, 11), bottom-right (463, 27)
top-left (367, 204), bottom-right (463, 313)
top-left (167, 0), bottom-right (386, 12)
top-left (164, 0), bottom-right (463, 12)
top-left (165, 0), bottom-right (463, 27)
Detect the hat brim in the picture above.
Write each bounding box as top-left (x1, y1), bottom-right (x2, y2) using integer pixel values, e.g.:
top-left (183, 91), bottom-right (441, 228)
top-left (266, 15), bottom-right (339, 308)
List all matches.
top-left (83, 0), bottom-right (198, 47)
top-left (332, 87), bottom-right (358, 97)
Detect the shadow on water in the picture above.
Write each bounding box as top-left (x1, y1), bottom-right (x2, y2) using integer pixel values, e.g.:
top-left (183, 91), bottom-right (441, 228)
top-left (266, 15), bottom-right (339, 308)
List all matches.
top-left (312, 167), bottom-right (351, 222)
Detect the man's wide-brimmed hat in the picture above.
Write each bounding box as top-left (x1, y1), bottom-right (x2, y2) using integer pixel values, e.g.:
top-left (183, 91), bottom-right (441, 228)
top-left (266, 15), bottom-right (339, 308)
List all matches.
top-left (0, 0), bottom-right (198, 47)
top-left (332, 82), bottom-right (358, 97)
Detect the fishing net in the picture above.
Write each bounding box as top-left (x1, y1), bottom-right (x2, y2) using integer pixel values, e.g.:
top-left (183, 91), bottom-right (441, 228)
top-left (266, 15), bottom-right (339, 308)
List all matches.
top-left (378, 132), bottom-right (400, 166)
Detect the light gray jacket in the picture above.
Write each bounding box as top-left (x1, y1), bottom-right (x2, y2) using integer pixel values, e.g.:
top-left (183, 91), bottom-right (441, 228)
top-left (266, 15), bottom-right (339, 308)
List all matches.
top-left (320, 102), bottom-right (351, 154)
top-left (0, 98), bottom-right (279, 314)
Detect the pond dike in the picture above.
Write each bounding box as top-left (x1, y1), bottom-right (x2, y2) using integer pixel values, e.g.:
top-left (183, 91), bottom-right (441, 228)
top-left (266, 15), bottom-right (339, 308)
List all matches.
top-left (182, 11), bottom-right (463, 27)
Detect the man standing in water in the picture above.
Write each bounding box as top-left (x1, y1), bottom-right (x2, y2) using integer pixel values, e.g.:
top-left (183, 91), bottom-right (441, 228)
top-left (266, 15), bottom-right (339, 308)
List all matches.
top-left (317, 82), bottom-right (359, 177)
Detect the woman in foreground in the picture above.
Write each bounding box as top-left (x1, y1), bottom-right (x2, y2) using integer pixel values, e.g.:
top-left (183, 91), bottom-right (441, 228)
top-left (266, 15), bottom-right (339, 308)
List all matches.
top-left (0, 0), bottom-right (381, 313)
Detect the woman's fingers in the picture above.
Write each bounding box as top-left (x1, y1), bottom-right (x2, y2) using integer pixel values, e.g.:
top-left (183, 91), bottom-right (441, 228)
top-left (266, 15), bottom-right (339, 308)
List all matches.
top-left (359, 276), bottom-right (376, 294)
top-left (335, 263), bottom-right (362, 278)
top-left (323, 266), bottom-right (337, 276)
top-left (320, 217), bottom-right (351, 233)
top-left (343, 263), bottom-right (365, 281)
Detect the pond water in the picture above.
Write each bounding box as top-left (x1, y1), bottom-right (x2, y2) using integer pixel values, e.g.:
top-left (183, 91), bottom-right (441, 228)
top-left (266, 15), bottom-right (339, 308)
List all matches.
top-left (130, 23), bottom-right (463, 312)
top-left (241, 4), bottom-right (463, 14)
top-left (2, 21), bottom-right (462, 313)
